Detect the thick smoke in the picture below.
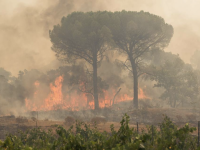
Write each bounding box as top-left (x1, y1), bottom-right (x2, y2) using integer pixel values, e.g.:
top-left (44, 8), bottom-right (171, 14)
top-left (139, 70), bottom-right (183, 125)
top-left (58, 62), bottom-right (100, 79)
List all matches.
top-left (0, 0), bottom-right (200, 116)
top-left (0, 0), bottom-right (200, 75)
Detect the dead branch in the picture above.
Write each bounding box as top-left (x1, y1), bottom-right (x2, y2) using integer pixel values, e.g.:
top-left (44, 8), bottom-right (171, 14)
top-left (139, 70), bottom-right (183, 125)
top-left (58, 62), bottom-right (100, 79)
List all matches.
top-left (112, 88), bottom-right (122, 105)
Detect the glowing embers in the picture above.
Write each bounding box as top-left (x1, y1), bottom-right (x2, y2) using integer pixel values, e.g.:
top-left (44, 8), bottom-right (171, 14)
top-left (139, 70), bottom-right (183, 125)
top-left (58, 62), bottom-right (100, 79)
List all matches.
top-left (25, 76), bottom-right (150, 111)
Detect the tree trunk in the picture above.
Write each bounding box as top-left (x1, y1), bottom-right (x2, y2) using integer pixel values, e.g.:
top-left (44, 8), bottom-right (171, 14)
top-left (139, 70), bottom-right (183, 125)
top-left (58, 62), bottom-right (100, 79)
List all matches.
top-left (130, 59), bottom-right (139, 109)
top-left (173, 99), bottom-right (176, 108)
top-left (93, 51), bottom-right (99, 110)
top-left (173, 94), bottom-right (176, 108)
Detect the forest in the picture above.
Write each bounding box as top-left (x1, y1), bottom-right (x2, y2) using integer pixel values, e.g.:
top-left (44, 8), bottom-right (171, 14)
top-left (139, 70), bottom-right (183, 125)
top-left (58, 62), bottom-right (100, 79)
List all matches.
top-left (1, 6), bottom-right (200, 150)
top-left (0, 11), bottom-right (199, 114)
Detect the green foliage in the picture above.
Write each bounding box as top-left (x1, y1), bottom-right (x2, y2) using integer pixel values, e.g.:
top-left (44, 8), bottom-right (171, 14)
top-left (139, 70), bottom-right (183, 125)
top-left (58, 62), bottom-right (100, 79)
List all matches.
top-left (49, 11), bottom-right (114, 109)
top-left (49, 11), bottom-right (113, 64)
top-left (0, 128), bottom-right (55, 150)
top-left (49, 10), bottom-right (174, 109)
top-left (142, 115), bottom-right (197, 150)
top-left (107, 10), bottom-right (174, 109)
top-left (146, 53), bottom-right (199, 107)
top-left (0, 114), bottom-right (198, 150)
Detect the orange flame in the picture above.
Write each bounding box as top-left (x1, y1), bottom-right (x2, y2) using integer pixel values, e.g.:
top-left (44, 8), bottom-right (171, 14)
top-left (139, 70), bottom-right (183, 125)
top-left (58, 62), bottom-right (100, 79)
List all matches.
top-left (25, 76), bottom-right (151, 111)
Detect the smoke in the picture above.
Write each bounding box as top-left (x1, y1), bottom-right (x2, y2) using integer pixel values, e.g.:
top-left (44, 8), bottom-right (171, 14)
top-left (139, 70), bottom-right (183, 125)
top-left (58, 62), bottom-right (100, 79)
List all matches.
top-left (0, 0), bottom-right (200, 75)
top-left (0, 0), bottom-right (200, 116)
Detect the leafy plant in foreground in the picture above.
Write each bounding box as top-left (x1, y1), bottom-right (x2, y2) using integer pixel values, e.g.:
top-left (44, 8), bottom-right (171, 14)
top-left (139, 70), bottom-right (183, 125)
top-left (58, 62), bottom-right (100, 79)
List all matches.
top-left (0, 114), bottom-right (198, 150)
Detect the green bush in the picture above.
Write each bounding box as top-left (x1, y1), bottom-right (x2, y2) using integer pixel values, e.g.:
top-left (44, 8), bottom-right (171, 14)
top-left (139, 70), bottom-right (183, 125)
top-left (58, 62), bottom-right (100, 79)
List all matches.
top-left (0, 114), bottom-right (198, 150)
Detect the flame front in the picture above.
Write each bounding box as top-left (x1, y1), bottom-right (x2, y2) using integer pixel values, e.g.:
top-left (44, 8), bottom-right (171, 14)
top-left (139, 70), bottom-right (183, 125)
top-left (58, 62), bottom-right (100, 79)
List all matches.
top-left (25, 76), bottom-right (150, 111)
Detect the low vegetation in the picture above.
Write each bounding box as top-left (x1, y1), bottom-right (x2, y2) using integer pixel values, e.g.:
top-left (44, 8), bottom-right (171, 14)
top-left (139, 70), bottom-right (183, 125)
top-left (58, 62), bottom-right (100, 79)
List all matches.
top-left (64, 116), bottom-right (75, 126)
top-left (90, 116), bottom-right (107, 125)
top-left (0, 114), bottom-right (199, 150)
top-left (15, 116), bottom-right (28, 124)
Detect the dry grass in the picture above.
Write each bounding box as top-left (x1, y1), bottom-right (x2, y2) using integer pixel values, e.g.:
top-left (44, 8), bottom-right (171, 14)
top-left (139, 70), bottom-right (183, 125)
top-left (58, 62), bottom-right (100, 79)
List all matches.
top-left (0, 108), bottom-right (200, 139)
top-left (91, 116), bottom-right (107, 125)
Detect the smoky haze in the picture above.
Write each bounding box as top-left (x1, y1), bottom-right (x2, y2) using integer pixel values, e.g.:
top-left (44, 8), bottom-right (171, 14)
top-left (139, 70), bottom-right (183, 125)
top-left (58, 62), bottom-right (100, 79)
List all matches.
top-left (0, 0), bottom-right (200, 75)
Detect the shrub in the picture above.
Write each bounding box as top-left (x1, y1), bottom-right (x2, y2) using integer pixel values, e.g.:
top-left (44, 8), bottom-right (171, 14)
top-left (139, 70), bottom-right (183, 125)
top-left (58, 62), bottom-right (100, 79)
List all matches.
top-left (0, 114), bottom-right (198, 150)
top-left (91, 116), bottom-right (107, 125)
top-left (31, 117), bottom-right (37, 122)
top-left (16, 116), bottom-right (28, 123)
top-left (64, 116), bottom-right (75, 126)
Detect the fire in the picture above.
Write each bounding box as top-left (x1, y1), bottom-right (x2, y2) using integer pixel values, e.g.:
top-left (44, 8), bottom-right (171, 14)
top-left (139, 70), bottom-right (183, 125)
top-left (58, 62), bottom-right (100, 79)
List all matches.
top-left (44, 76), bottom-right (63, 109)
top-left (139, 88), bottom-right (150, 99)
top-left (25, 76), bottom-right (151, 111)
top-left (34, 81), bottom-right (40, 87)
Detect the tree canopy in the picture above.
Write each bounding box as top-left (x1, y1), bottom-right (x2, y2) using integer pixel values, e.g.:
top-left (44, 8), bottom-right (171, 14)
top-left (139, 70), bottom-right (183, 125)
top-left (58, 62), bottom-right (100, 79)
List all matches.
top-left (49, 11), bottom-right (113, 109)
top-left (108, 10), bottom-right (174, 108)
top-left (142, 49), bottom-right (199, 107)
top-left (190, 50), bottom-right (200, 70)
top-left (49, 10), bottom-right (174, 109)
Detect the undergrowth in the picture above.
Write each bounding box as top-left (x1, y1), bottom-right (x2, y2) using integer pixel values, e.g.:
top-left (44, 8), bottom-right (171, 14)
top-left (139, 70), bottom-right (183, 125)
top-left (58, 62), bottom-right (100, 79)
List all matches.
top-left (0, 114), bottom-right (198, 150)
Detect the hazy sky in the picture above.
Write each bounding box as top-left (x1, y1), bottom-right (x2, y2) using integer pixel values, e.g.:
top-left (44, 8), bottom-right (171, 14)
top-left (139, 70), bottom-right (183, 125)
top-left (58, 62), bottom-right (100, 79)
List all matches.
top-left (0, 0), bottom-right (200, 75)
